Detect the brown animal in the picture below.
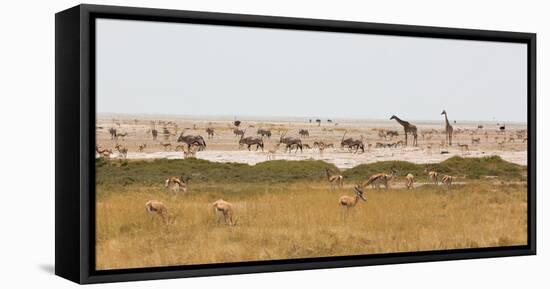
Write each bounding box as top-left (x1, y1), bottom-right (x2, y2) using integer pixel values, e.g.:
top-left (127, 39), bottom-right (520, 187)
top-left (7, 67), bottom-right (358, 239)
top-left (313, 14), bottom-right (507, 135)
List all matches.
top-left (339, 184), bottom-right (367, 220)
top-left (145, 200), bottom-right (173, 224)
top-left (364, 169), bottom-right (396, 189)
top-left (405, 173), bottom-right (415, 189)
top-left (326, 168), bottom-right (343, 189)
top-left (165, 176), bottom-right (188, 193)
top-left (212, 199), bottom-right (235, 226)
top-left (441, 175), bottom-right (453, 189)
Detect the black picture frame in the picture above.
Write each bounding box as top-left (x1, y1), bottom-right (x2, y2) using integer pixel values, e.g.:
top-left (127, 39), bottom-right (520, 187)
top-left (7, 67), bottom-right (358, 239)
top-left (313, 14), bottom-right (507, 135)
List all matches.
top-left (55, 4), bottom-right (536, 284)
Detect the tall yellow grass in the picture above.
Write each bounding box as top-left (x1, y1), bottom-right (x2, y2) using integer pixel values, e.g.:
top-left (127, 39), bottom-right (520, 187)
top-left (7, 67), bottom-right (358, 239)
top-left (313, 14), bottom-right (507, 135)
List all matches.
top-left (96, 181), bottom-right (527, 270)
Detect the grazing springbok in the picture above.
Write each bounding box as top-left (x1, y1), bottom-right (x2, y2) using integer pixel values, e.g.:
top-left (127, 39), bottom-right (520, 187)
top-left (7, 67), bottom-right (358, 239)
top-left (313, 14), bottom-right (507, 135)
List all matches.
top-left (177, 144), bottom-right (198, 158)
top-left (116, 132), bottom-right (128, 140)
top-left (160, 142), bottom-right (172, 151)
top-left (441, 175), bottom-right (453, 189)
top-left (96, 146), bottom-right (112, 159)
top-left (138, 144), bottom-right (147, 152)
top-left (212, 199), bottom-right (235, 226)
top-left (266, 143), bottom-right (280, 160)
top-left (145, 200), bottom-right (173, 224)
top-left (114, 144), bottom-right (128, 158)
top-left (424, 168), bottom-right (439, 185)
top-left (165, 176), bottom-right (188, 193)
top-left (206, 127), bottom-right (215, 139)
top-left (339, 184), bottom-right (367, 220)
top-left (364, 168), bottom-right (397, 189)
top-left (405, 173), bottom-right (415, 189)
top-left (325, 168), bottom-right (343, 189)
top-left (457, 143), bottom-right (469, 152)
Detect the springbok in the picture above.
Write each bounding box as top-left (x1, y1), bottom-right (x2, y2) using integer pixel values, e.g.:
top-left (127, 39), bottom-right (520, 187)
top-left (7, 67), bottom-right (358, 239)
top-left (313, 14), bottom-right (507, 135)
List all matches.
top-left (441, 175), bottom-right (453, 189)
top-left (339, 184), bottom-right (367, 220)
top-left (116, 132), bottom-right (128, 140)
top-left (424, 168), bottom-right (439, 185)
top-left (160, 142), bottom-right (172, 151)
top-left (457, 143), bottom-right (469, 152)
top-left (266, 143), bottom-right (280, 160)
top-left (138, 144), bottom-right (147, 152)
top-left (405, 173), bottom-right (415, 189)
top-left (471, 137), bottom-right (481, 145)
top-left (212, 199), bottom-right (235, 226)
top-left (96, 146), bottom-right (112, 159)
top-left (364, 168), bottom-right (397, 189)
top-left (114, 144), bottom-right (128, 159)
top-left (165, 176), bottom-right (188, 193)
top-left (145, 200), bottom-right (173, 224)
top-left (325, 168), bottom-right (343, 189)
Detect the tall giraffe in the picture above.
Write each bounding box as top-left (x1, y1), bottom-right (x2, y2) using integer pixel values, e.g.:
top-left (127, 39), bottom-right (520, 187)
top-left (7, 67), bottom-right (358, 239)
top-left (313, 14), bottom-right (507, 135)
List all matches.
top-left (441, 110), bottom-right (453, 146)
top-left (389, 115), bottom-right (418, 146)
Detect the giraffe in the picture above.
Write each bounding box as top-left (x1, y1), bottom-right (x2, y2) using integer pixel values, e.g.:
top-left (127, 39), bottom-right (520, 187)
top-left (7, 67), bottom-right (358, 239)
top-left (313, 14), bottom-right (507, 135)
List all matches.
top-left (441, 110), bottom-right (454, 146)
top-left (389, 115), bottom-right (417, 146)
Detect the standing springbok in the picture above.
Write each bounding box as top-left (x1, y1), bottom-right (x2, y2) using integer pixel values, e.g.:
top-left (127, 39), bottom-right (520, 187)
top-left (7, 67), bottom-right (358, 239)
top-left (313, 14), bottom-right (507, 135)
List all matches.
top-left (364, 168), bottom-right (397, 189)
top-left (138, 143), bottom-right (147, 152)
top-left (212, 199), bottom-right (235, 226)
top-left (165, 176), bottom-right (188, 193)
top-left (405, 173), bottom-right (415, 189)
top-left (266, 143), bottom-right (280, 160)
top-left (424, 168), bottom-right (439, 185)
top-left (325, 168), bottom-right (343, 189)
top-left (114, 144), bottom-right (128, 159)
top-left (145, 200), bottom-right (173, 224)
top-left (441, 175), bottom-right (453, 189)
top-left (339, 184), bottom-right (367, 220)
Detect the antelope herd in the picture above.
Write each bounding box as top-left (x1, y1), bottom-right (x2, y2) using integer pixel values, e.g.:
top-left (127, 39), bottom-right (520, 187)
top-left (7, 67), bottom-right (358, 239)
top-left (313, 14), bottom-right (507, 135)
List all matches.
top-left (96, 109), bottom-right (527, 165)
top-left (145, 165), bottom-right (456, 225)
top-left (96, 111), bottom-right (526, 226)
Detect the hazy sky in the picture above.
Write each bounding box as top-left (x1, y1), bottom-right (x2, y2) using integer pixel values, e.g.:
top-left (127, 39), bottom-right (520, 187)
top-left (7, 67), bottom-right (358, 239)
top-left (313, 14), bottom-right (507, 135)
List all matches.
top-left (96, 19), bottom-right (527, 122)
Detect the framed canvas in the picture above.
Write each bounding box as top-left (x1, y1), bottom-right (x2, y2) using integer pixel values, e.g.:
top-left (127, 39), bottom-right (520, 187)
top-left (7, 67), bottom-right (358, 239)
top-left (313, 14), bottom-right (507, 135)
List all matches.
top-left (55, 4), bottom-right (536, 284)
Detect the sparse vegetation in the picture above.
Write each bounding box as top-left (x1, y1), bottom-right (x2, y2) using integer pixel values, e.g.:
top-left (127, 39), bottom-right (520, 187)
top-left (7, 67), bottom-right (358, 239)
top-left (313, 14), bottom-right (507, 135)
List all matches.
top-left (96, 157), bottom-right (527, 270)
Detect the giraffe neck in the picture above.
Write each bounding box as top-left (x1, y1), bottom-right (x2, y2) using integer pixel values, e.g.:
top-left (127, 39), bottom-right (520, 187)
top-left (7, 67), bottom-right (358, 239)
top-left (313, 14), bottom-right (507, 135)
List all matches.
top-left (444, 113), bottom-right (450, 126)
top-left (393, 116), bottom-right (408, 127)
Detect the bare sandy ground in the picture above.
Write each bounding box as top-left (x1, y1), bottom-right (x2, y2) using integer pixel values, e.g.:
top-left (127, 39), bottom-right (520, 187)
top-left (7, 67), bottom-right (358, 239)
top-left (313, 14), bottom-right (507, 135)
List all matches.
top-left (96, 114), bottom-right (528, 169)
